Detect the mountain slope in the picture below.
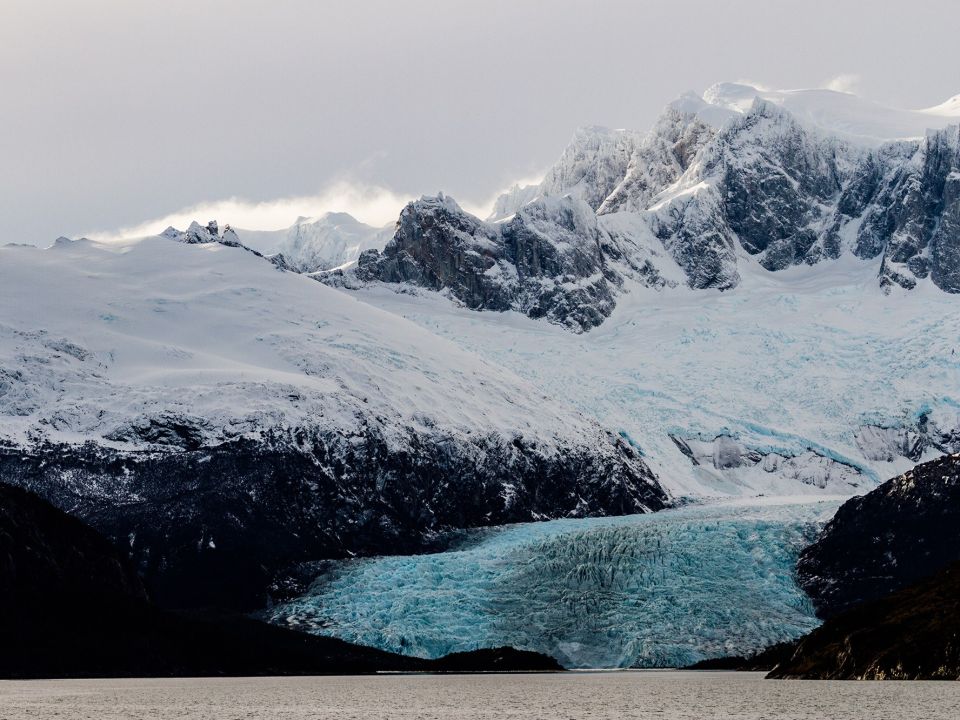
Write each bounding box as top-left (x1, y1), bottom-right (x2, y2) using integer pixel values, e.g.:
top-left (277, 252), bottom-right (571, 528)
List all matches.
top-left (0, 479), bottom-right (418, 677)
top-left (342, 254), bottom-right (960, 500)
top-left (0, 235), bottom-right (667, 609)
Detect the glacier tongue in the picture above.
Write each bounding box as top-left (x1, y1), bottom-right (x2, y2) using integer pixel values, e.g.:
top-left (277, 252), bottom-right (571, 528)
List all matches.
top-left (266, 499), bottom-right (840, 669)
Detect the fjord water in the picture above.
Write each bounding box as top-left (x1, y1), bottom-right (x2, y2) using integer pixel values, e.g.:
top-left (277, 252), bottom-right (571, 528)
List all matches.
top-left (268, 499), bottom-right (840, 668)
top-left (2, 673), bottom-right (958, 719)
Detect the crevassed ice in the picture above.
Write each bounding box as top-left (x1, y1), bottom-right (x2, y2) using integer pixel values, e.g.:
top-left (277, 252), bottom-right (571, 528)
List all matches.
top-left (349, 252), bottom-right (960, 499)
top-left (266, 499), bottom-right (840, 668)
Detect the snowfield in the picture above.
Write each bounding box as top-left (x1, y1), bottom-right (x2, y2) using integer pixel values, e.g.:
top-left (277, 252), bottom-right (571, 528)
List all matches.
top-left (3, 214), bottom-right (957, 503)
top-left (0, 236), bottom-right (626, 452)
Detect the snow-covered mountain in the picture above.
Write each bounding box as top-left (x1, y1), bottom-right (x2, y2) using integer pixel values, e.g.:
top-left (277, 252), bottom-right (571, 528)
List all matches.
top-left (365, 83), bottom-right (960, 317)
top-left (235, 212), bottom-right (392, 273)
top-left (0, 232), bottom-right (667, 608)
top-left (3, 81), bottom-right (959, 647)
top-left (306, 83), bottom-right (960, 499)
top-left (337, 192), bottom-right (667, 331)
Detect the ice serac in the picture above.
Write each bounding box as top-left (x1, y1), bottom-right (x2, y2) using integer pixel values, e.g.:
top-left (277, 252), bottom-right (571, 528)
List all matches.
top-left (854, 413), bottom-right (959, 463)
top-left (0, 236), bottom-right (668, 610)
top-left (797, 454), bottom-right (960, 619)
top-left (350, 193), bottom-right (629, 330)
top-left (670, 435), bottom-right (864, 492)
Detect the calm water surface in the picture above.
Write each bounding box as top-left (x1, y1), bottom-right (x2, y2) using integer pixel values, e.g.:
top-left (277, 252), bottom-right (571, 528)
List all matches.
top-left (1, 671), bottom-right (959, 720)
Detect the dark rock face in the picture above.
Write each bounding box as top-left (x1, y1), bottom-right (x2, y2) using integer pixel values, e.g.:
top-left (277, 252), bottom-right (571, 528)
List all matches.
top-left (770, 562), bottom-right (960, 680)
top-left (354, 194), bottom-right (622, 331)
top-left (685, 641), bottom-right (798, 672)
top-left (797, 453), bottom-right (960, 619)
top-left (719, 102), bottom-right (843, 270)
top-left (647, 109), bottom-right (959, 294)
top-left (932, 141), bottom-right (960, 293)
top-left (647, 101), bottom-right (845, 288)
top-left (0, 429), bottom-right (667, 612)
top-left (850, 126), bottom-right (960, 292)
top-left (430, 646), bottom-right (563, 673)
top-left (0, 479), bottom-right (412, 677)
top-left (358, 194), bottom-right (498, 302)
top-left (0, 482), bottom-right (563, 678)
top-left (652, 193), bottom-right (740, 290)
top-left (0, 482), bottom-right (146, 609)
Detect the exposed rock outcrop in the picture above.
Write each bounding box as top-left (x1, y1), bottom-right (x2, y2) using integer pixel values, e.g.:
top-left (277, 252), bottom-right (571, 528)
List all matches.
top-left (0, 482), bottom-right (562, 677)
top-left (770, 562), bottom-right (960, 680)
top-left (351, 194), bottom-right (629, 331)
top-left (797, 453), bottom-right (960, 618)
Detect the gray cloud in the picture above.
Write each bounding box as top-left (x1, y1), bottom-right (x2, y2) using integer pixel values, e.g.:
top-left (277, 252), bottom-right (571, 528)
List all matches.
top-left (2, 0), bottom-right (959, 245)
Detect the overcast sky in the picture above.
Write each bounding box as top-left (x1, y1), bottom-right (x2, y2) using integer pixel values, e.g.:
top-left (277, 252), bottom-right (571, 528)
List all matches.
top-left (3, 0), bottom-right (959, 245)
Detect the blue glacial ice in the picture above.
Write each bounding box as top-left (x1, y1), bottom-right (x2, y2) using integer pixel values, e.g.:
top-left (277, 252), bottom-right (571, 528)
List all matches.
top-left (265, 499), bottom-right (840, 668)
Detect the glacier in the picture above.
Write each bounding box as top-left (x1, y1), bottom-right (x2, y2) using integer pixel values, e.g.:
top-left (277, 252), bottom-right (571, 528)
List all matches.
top-left (345, 255), bottom-right (960, 499)
top-left (266, 498), bottom-right (841, 669)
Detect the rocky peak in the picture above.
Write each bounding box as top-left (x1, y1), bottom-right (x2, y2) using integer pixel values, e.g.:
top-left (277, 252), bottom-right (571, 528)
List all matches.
top-left (164, 220), bottom-right (222, 244)
top-left (350, 194), bottom-right (623, 331)
top-left (219, 225), bottom-right (242, 247)
top-left (538, 126), bottom-right (642, 212)
top-left (714, 99), bottom-right (847, 269)
top-left (598, 105), bottom-right (716, 215)
top-left (332, 88), bottom-right (960, 331)
top-left (840, 124), bottom-right (960, 291)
